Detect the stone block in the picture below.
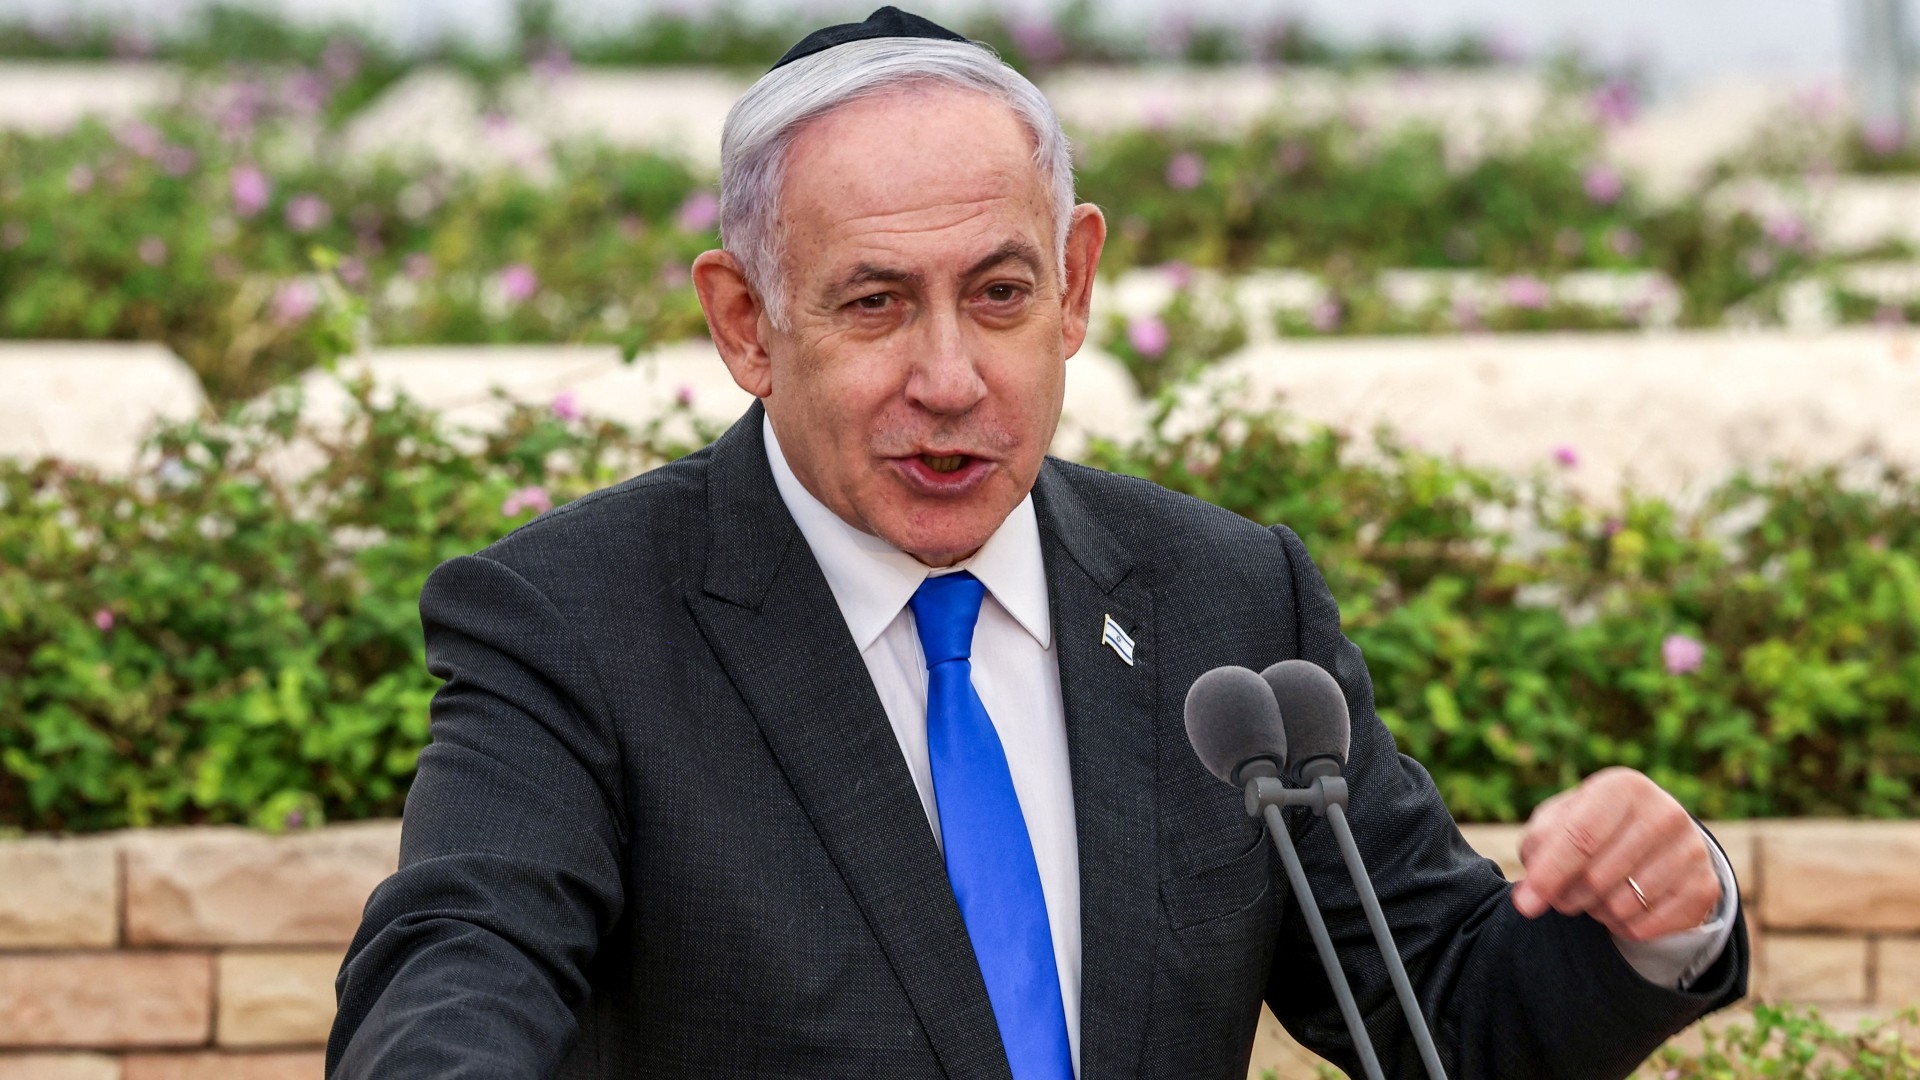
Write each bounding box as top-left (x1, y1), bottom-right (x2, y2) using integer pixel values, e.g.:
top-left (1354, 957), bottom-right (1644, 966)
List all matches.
top-left (1455, 823), bottom-right (1525, 882)
top-left (0, 953), bottom-right (211, 1048)
top-left (1702, 821), bottom-right (1759, 903)
top-left (1190, 330), bottom-right (1920, 505)
top-left (1246, 1002), bottom-right (1330, 1080)
top-left (123, 1052), bottom-right (322, 1080)
top-left (1877, 938), bottom-right (1920, 1007)
top-left (0, 343), bottom-right (205, 472)
top-left (0, 1053), bottom-right (121, 1080)
top-left (1761, 935), bottom-right (1870, 1004)
top-left (216, 951), bottom-right (342, 1047)
top-left (0, 836), bottom-right (118, 948)
top-left (124, 823), bottom-right (399, 947)
top-left (1762, 821), bottom-right (1920, 932)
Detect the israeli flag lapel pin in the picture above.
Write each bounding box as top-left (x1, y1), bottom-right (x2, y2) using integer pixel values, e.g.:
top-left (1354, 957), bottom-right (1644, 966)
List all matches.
top-left (1101, 614), bottom-right (1136, 666)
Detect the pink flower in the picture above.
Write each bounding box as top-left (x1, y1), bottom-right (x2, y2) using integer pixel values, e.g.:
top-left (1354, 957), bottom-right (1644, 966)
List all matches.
top-left (1126, 314), bottom-right (1170, 358)
top-left (336, 255), bottom-right (366, 287)
top-left (1010, 19), bottom-right (1066, 64)
top-left (1552, 444), bottom-right (1579, 468)
top-left (1166, 152), bottom-right (1205, 190)
top-left (1451, 296), bottom-right (1483, 331)
top-left (1275, 140), bottom-right (1309, 174)
top-left (93, 608), bottom-right (114, 632)
top-left (284, 70), bottom-right (331, 117)
top-left (138, 236), bottom-right (168, 266)
top-left (675, 384), bottom-right (696, 408)
top-left (322, 38), bottom-right (363, 81)
top-left (1662, 634), bottom-right (1706, 675)
top-left (1609, 228), bottom-right (1643, 259)
top-left (115, 121), bottom-right (163, 158)
top-left (497, 263), bottom-right (539, 304)
top-left (67, 165), bottom-right (95, 194)
top-left (157, 145), bottom-right (196, 177)
top-left (675, 190), bottom-right (719, 233)
top-left (501, 486), bottom-right (553, 517)
top-left (550, 390), bottom-right (582, 422)
top-left (529, 43), bottom-right (574, 80)
top-left (1310, 299), bottom-right (1342, 333)
top-left (1160, 261), bottom-right (1194, 289)
top-left (404, 253), bottom-right (435, 280)
top-left (1503, 275), bottom-right (1551, 310)
top-left (1766, 213), bottom-right (1807, 248)
top-left (1864, 118), bottom-right (1905, 156)
top-left (284, 194), bottom-right (331, 233)
top-left (272, 279), bottom-right (320, 324)
top-left (1590, 80), bottom-right (1638, 127)
top-left (230, 164), bottom-right (270, 218)
top-left (1583, 164), bottom-right (1623, 205)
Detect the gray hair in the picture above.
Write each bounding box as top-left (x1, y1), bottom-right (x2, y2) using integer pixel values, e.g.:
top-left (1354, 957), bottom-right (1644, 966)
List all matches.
top-left (717, 36), bottom-right (1075, 328)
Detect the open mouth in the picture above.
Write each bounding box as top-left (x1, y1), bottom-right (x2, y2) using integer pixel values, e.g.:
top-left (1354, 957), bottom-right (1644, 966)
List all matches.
top-left (920, 453), bottom-right (969, 474)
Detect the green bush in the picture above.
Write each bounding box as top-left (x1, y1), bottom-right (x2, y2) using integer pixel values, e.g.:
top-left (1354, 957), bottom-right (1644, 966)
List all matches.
top-left (1, 1), bottom-right (1514, 76)
top-left (1275, 1006), bottom-right (1920, 1079)
top-left (1636, 1005), bottom-right (1920, 1079)
top-left (3, 386), bottom-right (1916, 832)
top-left (1, 101), bottom-right (1827, 404)
top-left (1088, 400), bottom-right (1920, 822)
top-left (0, 381), bottom-right (698, 832)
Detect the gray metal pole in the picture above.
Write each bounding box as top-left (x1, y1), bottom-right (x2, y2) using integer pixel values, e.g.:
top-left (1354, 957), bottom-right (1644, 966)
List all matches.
top-left (1856, 0), bottom-right (1913, 148)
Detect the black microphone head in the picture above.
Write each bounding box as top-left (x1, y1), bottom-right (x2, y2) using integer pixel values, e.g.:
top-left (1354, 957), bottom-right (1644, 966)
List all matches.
top-left (1184, 665), bottom-right (1288, 787)
top-left (1260, 659), bottom-right (1350, 783)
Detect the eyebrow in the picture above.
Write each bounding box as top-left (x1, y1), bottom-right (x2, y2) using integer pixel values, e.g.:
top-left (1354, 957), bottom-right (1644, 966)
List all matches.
top-left (827, 239), bottom-right (1047, 297)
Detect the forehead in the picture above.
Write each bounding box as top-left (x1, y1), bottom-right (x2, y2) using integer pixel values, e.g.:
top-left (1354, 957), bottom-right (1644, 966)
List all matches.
top-left (778, 87), bottom-right (1051, 270)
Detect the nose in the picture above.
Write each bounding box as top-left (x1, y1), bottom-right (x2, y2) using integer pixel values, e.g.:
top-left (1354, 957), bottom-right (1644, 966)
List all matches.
top-left (904, 309), bottom-right (987, 416)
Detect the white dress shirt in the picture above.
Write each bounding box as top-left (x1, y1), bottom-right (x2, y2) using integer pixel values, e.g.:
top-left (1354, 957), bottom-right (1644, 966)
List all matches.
top-left (762, 417), bottom-right (1735, 1073)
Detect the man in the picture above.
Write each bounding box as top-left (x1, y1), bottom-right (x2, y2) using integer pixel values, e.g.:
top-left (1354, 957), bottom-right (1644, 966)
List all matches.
top-left (328, 10), bottom-right (1748, 1079)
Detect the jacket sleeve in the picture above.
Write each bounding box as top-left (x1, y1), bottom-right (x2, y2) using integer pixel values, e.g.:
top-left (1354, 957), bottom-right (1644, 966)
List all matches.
top-left (327, 554), bottom-right (628, 1080)
top-left (1261, 524), bottom-right (1749, 1080)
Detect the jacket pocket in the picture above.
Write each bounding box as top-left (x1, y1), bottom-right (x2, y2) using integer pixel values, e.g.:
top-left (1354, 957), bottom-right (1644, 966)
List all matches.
top-left (1159, 829), bottom-right (1274, 932)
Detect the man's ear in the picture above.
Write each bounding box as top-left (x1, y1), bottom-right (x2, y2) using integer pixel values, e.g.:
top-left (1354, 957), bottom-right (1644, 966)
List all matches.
top-left (1059, 203), bottom-right (1108, 360)
top-left (692, 249), bottom-right (775, 398)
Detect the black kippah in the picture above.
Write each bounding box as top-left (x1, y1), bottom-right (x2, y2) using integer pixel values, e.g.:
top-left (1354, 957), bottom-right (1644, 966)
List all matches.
top-left (770, 6), bottom-right (971, 71)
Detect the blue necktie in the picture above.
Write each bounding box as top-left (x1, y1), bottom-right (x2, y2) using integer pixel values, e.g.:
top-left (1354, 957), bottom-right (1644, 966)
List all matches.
top-left (909, 572), bottom-right (1074, 1080)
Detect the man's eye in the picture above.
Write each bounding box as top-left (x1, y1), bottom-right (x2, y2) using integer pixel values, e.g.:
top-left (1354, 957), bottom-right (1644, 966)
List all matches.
top-left (854, 293), bottom-right (891, 310)
top-left (983, 284), bottom-right (1024, 303)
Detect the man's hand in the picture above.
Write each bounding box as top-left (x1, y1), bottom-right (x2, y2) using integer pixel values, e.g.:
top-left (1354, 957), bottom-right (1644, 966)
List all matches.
top-left (1512, 767), bottom-right (1722, 941)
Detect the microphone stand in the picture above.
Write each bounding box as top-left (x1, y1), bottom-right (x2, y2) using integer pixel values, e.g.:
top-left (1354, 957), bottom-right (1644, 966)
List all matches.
top-left (1240, 767), bottom-right (1386, 1080)
top-left (1248, 772), bottom-right (1450, 1080)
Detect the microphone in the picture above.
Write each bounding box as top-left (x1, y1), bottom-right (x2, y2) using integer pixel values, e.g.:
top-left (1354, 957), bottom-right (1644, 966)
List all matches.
top-left (1259, 660), bottom-right (1448, 1080)
top-left (1258, 659), bottom-right (1349, 785)
top-left (1183, 665), bottom-right (1288, 786)
top-left (1183, 666), bottom-right (1385, 1080)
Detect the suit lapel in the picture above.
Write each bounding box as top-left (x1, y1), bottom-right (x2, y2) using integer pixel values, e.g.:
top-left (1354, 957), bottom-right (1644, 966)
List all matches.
top-left (686, 406), bottom-right (1012, 1080)
top-left (1033, 463), bottom-right (1159, 1080)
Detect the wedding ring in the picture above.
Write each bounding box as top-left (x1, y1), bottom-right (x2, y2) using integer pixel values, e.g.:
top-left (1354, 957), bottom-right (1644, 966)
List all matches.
top-left (1626, 875), bottom-right (1651, 912)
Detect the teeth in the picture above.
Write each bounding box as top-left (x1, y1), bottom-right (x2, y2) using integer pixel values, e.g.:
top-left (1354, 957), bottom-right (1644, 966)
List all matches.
top-left (922, 454), bottom-right (966, 473)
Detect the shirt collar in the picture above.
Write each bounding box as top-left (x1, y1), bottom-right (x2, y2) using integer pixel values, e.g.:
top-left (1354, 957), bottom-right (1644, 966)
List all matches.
top-left (763, 414), bottom-right (1052, 653)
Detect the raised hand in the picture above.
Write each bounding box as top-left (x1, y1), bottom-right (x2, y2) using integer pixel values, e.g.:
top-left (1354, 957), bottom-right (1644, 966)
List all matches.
top-left (1511, 767), bottom-right (1722, 941)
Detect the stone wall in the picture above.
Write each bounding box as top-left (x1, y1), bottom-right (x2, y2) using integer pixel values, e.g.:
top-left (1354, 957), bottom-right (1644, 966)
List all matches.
top-left (0, 820), bottom-right (1915, 1079)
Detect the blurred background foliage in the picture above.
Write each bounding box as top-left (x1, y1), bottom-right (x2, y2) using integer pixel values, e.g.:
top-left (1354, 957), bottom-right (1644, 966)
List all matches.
top-left (3, 383), bottom-right (1915, 832)
top-left (0, 103), bottom-right (1833, 404)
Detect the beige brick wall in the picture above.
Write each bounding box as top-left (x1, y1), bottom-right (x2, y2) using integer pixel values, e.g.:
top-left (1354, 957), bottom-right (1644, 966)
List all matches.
top-left (0, 819), bottom-right (1914, 1080)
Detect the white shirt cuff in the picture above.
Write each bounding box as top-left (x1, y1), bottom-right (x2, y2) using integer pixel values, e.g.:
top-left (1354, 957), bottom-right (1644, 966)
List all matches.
top-left (1609, 824), bottom-right (1738, 989)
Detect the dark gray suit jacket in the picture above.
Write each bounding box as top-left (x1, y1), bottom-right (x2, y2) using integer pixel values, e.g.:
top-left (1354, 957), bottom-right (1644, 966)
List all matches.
top-left (328, 402), bottom-right (1747, 1079)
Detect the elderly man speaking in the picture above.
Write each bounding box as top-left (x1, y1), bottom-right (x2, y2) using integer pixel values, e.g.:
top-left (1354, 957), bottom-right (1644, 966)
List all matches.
top-left (328, 9), bottom-right (1748, 1079)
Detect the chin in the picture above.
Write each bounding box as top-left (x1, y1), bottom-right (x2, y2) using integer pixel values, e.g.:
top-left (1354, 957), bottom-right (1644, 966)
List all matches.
top-left (883, 519), bottom-right (998, 567)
